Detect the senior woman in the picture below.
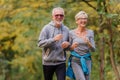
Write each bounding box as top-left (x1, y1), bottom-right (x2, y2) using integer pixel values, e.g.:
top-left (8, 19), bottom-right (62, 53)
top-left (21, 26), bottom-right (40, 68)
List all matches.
top-left (66, 11), bottom-right (96, 80)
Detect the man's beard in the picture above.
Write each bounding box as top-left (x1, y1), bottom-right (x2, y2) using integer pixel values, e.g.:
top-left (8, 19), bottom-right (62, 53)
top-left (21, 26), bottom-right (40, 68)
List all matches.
top-left (55, 20), bottom-right (63, 25)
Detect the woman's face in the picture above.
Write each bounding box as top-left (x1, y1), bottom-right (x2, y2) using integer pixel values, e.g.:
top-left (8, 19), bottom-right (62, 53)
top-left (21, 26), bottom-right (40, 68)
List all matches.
top-left (76, 15), bottom-right (88, 28)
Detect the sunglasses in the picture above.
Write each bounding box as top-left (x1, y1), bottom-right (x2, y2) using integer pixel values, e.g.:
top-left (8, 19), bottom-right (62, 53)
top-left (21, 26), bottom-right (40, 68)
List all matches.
top-left (55, 14), bottom-right (64, 17)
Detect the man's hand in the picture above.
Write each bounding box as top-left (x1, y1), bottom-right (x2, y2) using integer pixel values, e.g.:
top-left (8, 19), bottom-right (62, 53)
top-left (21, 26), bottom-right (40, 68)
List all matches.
top-left (61, 41), bottom-right (70, 49)
top-left (53, 34), bottom-right (63, 41)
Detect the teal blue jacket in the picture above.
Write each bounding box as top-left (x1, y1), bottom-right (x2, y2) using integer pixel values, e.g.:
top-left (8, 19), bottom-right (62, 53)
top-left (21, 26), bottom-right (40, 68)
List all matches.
top-left (66, 51), bottom-right (91, 79)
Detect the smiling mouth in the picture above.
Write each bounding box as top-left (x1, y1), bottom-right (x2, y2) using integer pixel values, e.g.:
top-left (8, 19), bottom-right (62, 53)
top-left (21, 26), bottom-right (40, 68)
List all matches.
top-left (55, 20), bottom-right (63, 24)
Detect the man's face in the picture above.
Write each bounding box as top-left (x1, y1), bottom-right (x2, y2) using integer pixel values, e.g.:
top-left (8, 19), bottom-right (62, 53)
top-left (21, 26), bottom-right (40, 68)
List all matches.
top-left (52, 10), bottom-right (64, 25)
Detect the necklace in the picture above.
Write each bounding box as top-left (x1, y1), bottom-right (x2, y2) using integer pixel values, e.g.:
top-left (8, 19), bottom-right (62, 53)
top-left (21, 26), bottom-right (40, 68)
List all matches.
top-left (75, 28), bottom-right (87, 38)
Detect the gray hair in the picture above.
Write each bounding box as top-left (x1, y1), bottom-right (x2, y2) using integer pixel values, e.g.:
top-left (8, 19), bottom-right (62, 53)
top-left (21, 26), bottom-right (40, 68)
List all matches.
top-left (75, 11), bottom-right (88, 20)
top-left (52, 7), bottom-right (64, 15)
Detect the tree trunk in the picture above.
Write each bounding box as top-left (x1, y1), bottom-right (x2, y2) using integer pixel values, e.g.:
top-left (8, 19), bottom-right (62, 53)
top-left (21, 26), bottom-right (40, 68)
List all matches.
top-left (108, 19), bottom-right (120, 80)
top-left (99, 37), bottom-right (105, 80)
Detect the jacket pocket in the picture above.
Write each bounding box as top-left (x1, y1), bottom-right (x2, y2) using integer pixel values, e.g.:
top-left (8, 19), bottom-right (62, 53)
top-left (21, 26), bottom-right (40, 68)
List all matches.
top-left (43, 48), bottom-right (50, 60)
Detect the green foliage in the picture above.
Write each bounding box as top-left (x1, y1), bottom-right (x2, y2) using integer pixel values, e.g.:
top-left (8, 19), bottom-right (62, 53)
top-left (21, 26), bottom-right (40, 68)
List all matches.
top-left (0, 0), bottom-right (120, 80)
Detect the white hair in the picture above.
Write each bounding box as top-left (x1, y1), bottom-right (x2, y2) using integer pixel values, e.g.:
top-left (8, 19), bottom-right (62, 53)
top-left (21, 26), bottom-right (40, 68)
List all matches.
top-left (52, 7), bottom-right (64, 15)
top-left (75, 11), bottom-right (88, 20)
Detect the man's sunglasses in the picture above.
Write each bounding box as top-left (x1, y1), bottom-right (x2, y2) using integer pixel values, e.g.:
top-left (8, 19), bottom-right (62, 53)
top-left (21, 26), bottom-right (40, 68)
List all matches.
top-left (55, 14), bottom-right (64, 17)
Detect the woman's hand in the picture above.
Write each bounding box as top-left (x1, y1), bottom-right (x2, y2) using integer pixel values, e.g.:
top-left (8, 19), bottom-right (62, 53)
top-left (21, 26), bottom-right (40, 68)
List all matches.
top-left (70, 42), bottom-right (79, 50)
top-left (82, 36), bottom-right (92, 48)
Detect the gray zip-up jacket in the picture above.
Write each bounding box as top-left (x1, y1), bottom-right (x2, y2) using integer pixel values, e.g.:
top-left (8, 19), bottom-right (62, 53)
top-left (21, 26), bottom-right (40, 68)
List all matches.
top-left (38, 21), bottom-right (69, 65)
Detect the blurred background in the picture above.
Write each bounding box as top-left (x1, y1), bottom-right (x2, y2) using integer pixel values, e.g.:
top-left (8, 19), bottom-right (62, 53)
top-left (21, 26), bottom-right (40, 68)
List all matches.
top-left (0, 0), bottom-right (120, 80)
